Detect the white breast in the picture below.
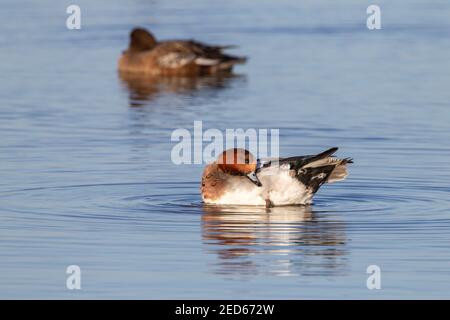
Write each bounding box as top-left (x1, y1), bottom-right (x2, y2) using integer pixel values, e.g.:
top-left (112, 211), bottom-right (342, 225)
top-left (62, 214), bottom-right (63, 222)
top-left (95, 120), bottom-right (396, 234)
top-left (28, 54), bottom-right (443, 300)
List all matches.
top-left (206, 165), bottom-right (313, 206)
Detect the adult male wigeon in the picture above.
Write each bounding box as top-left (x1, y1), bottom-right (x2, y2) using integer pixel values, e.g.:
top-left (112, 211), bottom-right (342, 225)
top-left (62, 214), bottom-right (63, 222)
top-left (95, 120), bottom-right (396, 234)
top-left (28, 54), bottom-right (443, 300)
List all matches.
top-left (201, 148), bottom-right (353, 207)
top-left (118, 28), bottom-right (247, 76)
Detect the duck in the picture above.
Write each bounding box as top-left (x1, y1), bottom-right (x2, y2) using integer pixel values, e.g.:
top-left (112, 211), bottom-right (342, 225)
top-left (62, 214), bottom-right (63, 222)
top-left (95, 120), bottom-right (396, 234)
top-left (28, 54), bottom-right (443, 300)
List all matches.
top-left (118, 27), bottom-right (247, 76)
top-left (201, 147), bottom-right (353, 207)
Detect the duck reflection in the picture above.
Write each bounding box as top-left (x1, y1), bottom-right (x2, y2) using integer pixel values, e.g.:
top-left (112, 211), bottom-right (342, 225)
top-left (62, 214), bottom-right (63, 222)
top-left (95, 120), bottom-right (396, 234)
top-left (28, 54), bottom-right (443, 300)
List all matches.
top-left (119, 71), bottom-right (239, 107)
top-left (202, 205), bottom-right (347, 277)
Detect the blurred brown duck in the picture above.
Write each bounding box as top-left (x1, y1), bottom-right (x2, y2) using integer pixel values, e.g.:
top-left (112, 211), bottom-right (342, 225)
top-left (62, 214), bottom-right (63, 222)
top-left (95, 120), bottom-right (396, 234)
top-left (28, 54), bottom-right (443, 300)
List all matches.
top-left (118, 28), bottom-right (247, 76)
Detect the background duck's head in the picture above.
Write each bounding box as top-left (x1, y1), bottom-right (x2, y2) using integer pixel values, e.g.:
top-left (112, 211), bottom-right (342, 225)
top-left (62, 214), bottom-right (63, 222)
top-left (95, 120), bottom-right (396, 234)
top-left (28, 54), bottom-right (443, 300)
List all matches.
top-left (129, 28), bottom-right (157, 52)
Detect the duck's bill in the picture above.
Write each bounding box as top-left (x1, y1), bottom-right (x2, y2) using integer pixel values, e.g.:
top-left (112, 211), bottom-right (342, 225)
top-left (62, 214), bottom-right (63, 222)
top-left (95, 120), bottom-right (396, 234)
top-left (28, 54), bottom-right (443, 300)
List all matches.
top-left (246, 172), bottom-right (262, 187)
top-left (256, 158), bottom-right (271, 173)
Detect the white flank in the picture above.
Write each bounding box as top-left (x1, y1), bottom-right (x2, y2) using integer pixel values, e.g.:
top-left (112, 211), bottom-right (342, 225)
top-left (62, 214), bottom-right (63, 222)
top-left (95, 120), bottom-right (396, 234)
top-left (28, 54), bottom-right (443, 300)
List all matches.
top-left (195, 57), bottom-right (220, 66)
top-left (158, 52), bottom-right (195, 68)
top-left (203, 165), bottom-right (313, 206)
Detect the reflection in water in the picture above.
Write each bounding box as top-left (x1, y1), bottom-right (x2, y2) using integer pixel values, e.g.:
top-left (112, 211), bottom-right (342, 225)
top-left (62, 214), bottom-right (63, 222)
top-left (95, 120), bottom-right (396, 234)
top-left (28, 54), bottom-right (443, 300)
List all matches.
top-left (119, 71), bottom-right (239, 107)
top-left (202, 205), bottom-right (347, 277)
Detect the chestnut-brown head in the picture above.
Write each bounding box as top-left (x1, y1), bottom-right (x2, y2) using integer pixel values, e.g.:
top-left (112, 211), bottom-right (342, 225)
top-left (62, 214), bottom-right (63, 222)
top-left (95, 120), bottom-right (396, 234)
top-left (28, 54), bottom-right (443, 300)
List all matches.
top-left (129, 28), bottom-right (157, 52)
top-left (217, 148), bottom-right (262, 186)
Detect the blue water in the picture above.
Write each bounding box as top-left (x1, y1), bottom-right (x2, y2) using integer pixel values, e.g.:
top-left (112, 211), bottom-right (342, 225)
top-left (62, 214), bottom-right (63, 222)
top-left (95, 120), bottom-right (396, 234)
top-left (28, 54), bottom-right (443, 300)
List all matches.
top-left (1, 0), bottom-right (450, 299)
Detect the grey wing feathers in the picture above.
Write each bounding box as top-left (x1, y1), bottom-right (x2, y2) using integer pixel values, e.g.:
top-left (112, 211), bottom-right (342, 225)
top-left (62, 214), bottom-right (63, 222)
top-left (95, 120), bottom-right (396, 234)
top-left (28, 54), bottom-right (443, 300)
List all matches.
top-left (280, 147), bottom-right (339, 171)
